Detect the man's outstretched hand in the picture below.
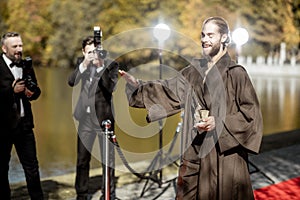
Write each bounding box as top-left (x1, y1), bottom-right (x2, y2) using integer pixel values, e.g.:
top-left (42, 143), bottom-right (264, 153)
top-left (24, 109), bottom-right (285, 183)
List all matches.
top-left (119, 70), bottom-right (139, 88)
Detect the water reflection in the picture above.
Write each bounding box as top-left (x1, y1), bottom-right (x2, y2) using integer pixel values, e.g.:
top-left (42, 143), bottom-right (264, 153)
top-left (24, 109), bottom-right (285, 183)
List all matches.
top-left (9, 68), bottom-right (300, 183)
top-left (252, 76), bottom-right (300, 135)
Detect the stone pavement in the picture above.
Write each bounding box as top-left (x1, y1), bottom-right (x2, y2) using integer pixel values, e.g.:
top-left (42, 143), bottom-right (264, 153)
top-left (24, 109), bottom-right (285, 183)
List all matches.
top-left (11, 130), bottom-right (300, 200)
top-left (112, 143), bottom-right (300, 200)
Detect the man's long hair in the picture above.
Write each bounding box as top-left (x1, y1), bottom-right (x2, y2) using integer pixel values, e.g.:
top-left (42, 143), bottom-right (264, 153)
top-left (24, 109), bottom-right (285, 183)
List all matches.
top-left (203, 16), bottom-right (231, 47)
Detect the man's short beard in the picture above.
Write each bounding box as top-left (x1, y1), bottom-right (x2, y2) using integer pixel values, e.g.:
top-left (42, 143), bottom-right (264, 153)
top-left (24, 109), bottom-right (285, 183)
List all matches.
top-left (8, 53), bottom-right (22, 63)
top-left (202, 44), bottom-right (221, 62)
top-left (209, 43), bottom-right (221, 58)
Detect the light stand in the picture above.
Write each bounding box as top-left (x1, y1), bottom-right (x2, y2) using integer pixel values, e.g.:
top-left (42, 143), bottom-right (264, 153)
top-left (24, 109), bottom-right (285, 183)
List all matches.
top-left (154, 23), bottom-right (171, 186)
top-left (139, 23), bottom-right (172, 197)
top-left (232, 27), bottom-right (249, 63)
top-left (157, 47), bottom-right (164, 187)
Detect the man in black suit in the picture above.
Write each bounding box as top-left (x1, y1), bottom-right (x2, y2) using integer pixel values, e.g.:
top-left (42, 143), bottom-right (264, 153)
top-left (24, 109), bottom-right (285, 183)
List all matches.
top-left (0, 32), bottom-right (43, 199)
top-left (68, 36), bottom-right (119, 200)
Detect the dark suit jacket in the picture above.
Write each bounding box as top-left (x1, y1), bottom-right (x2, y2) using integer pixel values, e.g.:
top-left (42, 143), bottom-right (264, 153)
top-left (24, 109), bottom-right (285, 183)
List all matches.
top-left (0, 54), bottom-right (41, 131)
top-left (68, 57), bottom-right (119, 127)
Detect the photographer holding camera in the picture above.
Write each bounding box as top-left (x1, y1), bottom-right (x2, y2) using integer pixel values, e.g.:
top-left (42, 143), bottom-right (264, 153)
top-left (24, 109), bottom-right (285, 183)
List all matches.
top-left (0, 32), bottom-right (43, 199)
top-left (68, 32), bottom-right (119, 200)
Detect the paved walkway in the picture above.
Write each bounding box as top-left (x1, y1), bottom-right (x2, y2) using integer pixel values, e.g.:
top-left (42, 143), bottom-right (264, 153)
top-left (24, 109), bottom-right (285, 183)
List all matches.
top-left (112, 144), bottom-right (300, 200)
top-left (11, 130), bottom-right (300, 200)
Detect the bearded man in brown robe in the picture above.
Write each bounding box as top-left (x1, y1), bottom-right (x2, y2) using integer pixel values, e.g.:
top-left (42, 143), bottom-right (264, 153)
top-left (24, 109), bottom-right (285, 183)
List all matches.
top-left (120, 16), bottom-right (263, 200)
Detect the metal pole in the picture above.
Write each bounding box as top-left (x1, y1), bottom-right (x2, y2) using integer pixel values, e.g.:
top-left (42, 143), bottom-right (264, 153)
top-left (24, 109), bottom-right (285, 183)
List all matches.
top-left (102, 120), bottom-right (112, 200)
top-left (158, 48), bottom-right (163, 186)
top-left (159, 50), bottom-right (163, 79)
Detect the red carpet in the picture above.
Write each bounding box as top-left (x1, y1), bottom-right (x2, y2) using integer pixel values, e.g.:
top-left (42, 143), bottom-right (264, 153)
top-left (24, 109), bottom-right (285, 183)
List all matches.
top-left (254, 176), bottom-right (300, 200)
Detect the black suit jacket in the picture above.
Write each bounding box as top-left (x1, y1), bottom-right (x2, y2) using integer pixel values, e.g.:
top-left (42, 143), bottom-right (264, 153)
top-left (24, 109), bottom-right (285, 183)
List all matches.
top-left (0, 54), bottom-right (41, 131)
top-left (68, 57), bottom-right (119, 127)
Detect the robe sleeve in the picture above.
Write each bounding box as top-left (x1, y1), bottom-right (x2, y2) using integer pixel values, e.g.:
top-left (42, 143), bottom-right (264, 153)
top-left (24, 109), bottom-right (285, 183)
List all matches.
top-left (126, 75), bottom-right (186, 122)
top-left (218, 67), bottom-right (263, 154)
top-left (99, 61), bottom-right (119, 94)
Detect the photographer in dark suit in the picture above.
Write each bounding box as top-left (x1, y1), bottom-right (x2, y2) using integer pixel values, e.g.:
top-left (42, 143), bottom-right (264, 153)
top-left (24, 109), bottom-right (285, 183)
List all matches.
top-left (68, 35), bottom-right (119, 200)
top-left (0, 32), bottom-right (43, 199)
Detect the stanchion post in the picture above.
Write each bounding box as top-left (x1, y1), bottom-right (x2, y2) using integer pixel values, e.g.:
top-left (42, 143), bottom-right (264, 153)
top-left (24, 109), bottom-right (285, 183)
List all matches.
top-left (101, 119), bottom-right (114, 200)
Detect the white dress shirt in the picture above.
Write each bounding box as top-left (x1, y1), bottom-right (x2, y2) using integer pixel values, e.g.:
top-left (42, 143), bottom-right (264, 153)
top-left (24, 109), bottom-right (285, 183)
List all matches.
top-left (79, 63), bottom-right (104, 113)
top-left (3, 54), bottom-right (25, 117)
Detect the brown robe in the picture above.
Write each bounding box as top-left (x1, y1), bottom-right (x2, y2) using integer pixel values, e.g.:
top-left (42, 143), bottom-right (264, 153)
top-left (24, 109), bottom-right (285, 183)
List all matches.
top-left (127, 53), bottom-right (263, 200)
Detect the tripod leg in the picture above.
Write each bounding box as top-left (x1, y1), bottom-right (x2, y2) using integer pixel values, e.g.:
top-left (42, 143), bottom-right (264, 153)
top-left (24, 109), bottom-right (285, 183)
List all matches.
top-left (249, 161), bottom-right (275, 184)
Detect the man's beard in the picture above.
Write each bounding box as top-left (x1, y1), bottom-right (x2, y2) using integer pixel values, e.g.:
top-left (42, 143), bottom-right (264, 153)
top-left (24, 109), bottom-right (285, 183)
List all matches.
top-left (7, 52), bottom-right (22, 63)
top-left (203, 43), bottom-right (221, 59)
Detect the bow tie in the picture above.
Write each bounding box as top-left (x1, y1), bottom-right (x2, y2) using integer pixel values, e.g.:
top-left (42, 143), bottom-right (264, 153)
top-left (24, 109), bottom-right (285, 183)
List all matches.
top-left (9, 62), bottom-right (22, 68)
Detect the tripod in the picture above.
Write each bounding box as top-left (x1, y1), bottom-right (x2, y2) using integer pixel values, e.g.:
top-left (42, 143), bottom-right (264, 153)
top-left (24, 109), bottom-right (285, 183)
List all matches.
top-left (140, 118), bottom-right (182, 198)
top-left (249, 160), bottom-right (275, 184)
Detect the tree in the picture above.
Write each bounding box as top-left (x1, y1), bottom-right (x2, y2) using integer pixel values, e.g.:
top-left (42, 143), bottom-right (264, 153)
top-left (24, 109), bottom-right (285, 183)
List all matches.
top-left (0, 0), bottom-right (8, 32)
top-left (238, 0), bottom-right (299, 58)
top-left (95, 0), bottom-right (187, 69)
top-left (2, 0), bottom-right (299, 67)
top-left (46, 0), bottom-right (107, 68)
top-left (291, 0), bottom-right (300, 29)
top-left (6, 0), bottom-right (52, 66)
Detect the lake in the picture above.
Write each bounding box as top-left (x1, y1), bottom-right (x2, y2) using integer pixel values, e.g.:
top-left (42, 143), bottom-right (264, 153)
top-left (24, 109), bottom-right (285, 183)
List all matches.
top-left (9, 65), bottom-right (300, 183)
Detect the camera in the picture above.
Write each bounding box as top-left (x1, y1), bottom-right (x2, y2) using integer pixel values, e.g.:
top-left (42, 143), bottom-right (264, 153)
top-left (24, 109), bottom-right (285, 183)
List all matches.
top-left (94, 26), bottom-right (107, 59)
top-left (18, 57), bottom-right (39, 93)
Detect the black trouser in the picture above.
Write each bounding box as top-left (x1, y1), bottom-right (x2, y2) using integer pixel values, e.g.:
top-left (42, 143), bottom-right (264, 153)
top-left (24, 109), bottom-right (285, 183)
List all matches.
top-left (75, 114), bottom-right (115, 199)
top-left (0, 124), bottom-right (43, 200)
